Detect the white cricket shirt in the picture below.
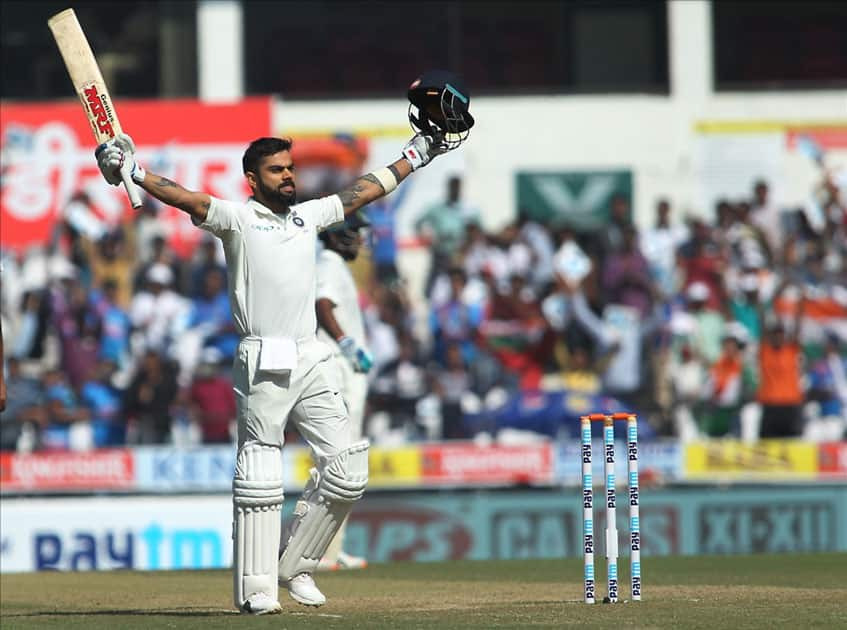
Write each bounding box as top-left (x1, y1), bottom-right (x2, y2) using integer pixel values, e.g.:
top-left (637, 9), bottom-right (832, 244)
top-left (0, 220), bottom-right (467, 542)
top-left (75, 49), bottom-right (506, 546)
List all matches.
top-left (198, 195), bottom-right (344, 341)
top-left (316, 247), bottom-right (367, 351)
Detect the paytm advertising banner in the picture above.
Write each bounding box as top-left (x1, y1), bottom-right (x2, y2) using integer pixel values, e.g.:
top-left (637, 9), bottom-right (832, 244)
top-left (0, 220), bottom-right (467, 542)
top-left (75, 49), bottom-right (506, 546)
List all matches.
top-left (1, 496), bottom-right (232, 573)
top-left (4, 486), bottom-right (846, 573)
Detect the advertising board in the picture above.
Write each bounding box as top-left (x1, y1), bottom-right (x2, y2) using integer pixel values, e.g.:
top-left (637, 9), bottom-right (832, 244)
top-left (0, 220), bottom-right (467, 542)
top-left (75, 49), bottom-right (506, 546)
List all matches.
top-left (3, 486), bottom-right (845, 573)
top-left (1, 496), bottom-right (231, 572)
top-left (1, 97), bottom-right (271, 255)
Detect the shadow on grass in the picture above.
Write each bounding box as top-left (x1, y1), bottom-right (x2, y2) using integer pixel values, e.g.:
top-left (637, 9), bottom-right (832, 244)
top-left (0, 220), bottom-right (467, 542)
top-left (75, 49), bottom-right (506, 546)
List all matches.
top-left (4, 608), bottom-right (235, 618)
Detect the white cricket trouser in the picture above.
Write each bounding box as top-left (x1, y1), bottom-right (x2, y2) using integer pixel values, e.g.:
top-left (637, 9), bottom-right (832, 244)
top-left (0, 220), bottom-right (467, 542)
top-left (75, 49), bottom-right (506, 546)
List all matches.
top-left (322, 353), bottom-right (369, 563)
top-left (232, 337), bottom-right (350, 460)
top-left (333, 354), bottom-right (368, 440)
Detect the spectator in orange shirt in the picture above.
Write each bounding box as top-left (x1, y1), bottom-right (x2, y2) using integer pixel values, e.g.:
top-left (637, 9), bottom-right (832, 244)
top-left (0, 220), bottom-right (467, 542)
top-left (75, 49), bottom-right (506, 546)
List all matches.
top-left (756, 284), bottom-right (806, 438)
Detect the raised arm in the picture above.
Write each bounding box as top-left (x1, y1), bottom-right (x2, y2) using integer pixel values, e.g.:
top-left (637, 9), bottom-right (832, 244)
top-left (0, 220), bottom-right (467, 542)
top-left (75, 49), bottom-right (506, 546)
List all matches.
top-left (788, 284), bottom-right (806, 344)
top-left (136, 172), bottom-right (211, 224)
top-left (335, 134), bottom-right (443, 216)
top-left (336, 159), bottom-right (412, 216)
top-left (96, 133), bottom-right (211, 224)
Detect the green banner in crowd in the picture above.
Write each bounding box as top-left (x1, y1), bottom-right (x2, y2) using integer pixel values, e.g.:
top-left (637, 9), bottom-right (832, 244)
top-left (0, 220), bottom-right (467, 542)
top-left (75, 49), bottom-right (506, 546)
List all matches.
top-left (515, 170), bottom-right (633, 230)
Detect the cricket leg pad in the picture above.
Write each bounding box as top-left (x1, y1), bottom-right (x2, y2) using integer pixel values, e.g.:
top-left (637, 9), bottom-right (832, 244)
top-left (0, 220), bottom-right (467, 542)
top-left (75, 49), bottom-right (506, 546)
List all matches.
top-left (232, 441), bottom-right (284, 611)
top-left (278, 440), bottom-right (369, 581)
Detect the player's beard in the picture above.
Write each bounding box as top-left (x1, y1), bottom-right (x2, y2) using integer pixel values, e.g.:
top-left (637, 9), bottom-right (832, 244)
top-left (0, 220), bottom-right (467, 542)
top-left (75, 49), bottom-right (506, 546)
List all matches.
top-left (258, 177), bottom-right (296, 206)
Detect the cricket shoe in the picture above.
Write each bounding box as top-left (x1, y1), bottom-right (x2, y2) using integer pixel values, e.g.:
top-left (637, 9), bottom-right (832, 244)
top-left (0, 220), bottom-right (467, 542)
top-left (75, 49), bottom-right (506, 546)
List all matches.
top-left (240, 592), bottom-right (282, 615)
top-left (285, 573), bottom-right (326, 607)
top-left (337, 551), bottom-right (368, 570)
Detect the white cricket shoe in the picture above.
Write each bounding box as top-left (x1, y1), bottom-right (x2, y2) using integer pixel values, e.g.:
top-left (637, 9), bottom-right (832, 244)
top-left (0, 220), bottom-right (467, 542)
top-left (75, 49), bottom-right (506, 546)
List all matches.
top-left (285, 573), bottom-right (326, 607)
top-left (240, 592), bottom-right (282, 615)
top-left (337, 551), bottom-right (368, 570)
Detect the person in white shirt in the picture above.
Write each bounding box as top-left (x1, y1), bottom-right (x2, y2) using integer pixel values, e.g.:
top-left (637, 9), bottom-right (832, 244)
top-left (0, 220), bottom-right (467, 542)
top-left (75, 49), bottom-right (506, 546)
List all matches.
top-left (641, 199), bottom-right (688, 300)
top-left (516, 208), bottom-right (555, 292)
top-left (750, 179), bottom-right (783, 260)
top-left (128, 263), bottom-right (189, 354)
top-left (96, 130), bottom-right (447, 614)
top-left (315, 210), bottom-right (372, 571)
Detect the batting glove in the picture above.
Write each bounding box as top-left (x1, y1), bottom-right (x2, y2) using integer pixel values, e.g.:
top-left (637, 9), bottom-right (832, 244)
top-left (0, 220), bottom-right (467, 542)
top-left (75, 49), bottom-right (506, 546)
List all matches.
top-left (95, 132), bottom-right (146, 186)
top-left (402, 133), bottom-right (442, 171)
top-left (338, 336), bottom-right (374, 373)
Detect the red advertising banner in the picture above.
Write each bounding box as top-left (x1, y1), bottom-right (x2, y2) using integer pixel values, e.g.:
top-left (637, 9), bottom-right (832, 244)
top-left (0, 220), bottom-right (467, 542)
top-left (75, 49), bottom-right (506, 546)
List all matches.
top-left (818, 442), bottom-right (847, 478)
top-left (0, 449), bottom-right (135, 492)
top-left (786, 127), bottom-right (847, 151)
top-left (421, 443), bottom-right (554, 485)
top-left (1, 97), bottom-right (271, 256)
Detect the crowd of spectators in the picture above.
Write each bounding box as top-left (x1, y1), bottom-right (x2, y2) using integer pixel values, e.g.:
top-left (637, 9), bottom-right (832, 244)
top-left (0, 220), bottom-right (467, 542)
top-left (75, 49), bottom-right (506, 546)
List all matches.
top-left (365, 171), bottom-right (846, 444)
top-left (1, 167), bottom-right (845, 452)
top-left (1, 199), bottom-right (237, 451)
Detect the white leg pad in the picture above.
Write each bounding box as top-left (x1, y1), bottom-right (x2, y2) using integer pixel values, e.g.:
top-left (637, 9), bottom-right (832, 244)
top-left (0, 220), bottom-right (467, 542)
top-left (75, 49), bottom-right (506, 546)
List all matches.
top-left (278, 440), bottom-right (369, 581)
top-left (233, 442), bottom-right (284, 611)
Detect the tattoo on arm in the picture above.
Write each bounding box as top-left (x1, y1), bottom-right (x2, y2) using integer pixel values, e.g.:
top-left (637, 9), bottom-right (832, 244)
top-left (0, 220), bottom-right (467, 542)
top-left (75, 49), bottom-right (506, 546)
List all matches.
top-left (338, 173), bottom-right (383, 209)
top-left (150, 176), bottom-right (208, 219)
top-left (155, 177), bottom-right (183, 190)
top-left (388, 164), bottom-right (401, 181)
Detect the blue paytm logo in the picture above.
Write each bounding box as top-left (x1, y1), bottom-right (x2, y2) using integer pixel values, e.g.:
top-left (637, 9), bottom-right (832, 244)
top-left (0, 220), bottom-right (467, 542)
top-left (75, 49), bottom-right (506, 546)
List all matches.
top-left (34, 524), bottom-right (225, 571)
top-left (35, 531), bottom-right (134, 570)
top-left (141, 524), bottom-right (224, 570)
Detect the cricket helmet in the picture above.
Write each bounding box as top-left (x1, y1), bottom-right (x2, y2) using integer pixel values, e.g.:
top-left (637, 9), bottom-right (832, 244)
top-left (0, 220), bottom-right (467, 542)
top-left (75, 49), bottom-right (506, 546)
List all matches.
top-left (407, 70), bottom-right (474, 150)
top-left (321, 209), bottom-right (370, 259)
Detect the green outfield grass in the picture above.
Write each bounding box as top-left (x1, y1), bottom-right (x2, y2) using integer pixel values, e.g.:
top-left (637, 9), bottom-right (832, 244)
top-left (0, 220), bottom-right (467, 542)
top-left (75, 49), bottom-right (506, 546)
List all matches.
top-left (2, 553), bottom-right (846, 629)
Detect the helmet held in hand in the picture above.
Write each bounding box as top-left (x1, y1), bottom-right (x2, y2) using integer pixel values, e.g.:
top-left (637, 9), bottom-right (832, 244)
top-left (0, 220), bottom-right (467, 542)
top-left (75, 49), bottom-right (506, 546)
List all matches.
top-left (407, 69), bottom-right (474, 151)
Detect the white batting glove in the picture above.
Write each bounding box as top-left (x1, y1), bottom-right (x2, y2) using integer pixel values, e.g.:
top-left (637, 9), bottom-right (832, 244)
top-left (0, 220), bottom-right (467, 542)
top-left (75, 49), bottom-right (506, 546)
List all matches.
top-left (402, 133), bottom-right (442, 171)
top-left (95, 132), bottom-right (146, 186)
top-left (338, 336), bottom-right (374, 373)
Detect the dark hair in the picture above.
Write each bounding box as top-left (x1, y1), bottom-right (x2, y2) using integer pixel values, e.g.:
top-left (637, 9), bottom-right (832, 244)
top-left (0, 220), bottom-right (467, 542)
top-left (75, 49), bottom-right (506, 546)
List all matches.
top-left (242, 137), bottom-right (293, 174)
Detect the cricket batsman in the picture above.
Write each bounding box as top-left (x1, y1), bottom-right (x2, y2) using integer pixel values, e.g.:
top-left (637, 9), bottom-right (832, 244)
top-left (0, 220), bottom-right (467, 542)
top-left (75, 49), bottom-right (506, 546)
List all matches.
top-left (95, 71), bottom-right (473, 614)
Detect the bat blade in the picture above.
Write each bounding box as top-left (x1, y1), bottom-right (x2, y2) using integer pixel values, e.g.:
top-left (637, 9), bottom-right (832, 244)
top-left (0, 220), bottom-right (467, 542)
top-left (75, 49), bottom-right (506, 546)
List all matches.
top-left (48, 8), bottom-right (142, 208)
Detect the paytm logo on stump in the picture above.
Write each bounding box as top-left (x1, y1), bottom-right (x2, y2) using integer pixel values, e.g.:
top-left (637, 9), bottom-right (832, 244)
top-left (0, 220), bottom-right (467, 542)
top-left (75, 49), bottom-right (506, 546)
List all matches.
top-left (35, 523), bottom-right (225, 571)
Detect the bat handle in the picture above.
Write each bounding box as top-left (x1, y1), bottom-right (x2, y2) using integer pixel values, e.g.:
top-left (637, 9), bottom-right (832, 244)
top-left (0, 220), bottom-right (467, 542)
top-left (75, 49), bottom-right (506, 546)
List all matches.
top-left (119, 162), bottom-right (143, 209)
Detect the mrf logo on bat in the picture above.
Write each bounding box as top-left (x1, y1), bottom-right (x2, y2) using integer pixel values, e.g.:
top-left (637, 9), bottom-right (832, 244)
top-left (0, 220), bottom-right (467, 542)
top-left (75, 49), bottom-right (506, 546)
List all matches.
top-left (82, 82), bottom-right (115, 137)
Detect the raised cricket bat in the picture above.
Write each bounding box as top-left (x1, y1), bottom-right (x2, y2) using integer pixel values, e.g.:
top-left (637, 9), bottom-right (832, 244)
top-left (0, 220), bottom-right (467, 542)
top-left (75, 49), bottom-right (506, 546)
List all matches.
top-left (48, 8), bottom-right (142, 208)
